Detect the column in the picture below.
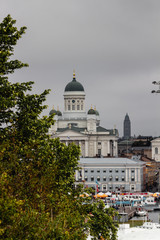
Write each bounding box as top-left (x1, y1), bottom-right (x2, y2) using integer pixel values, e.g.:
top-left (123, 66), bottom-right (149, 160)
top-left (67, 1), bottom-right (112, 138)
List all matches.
top-left (94, 141), bottom-right (97, 157)
top-left (128, 168), bottom-right (131, 182)
top-left (125, 168), bottom-right (128, 181)
top-left (135, 168), bottom-right (137, 182)
top-left (79, 141), bottom-right (82, 156)
top-left (107, 141), bottom-right (110, 156)
top-left (85, 141), bottom-right (89, 157)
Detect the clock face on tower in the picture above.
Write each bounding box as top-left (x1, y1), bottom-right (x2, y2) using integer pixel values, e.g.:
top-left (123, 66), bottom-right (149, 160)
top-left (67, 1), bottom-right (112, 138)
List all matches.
top-left (72, 100), bottom-right (75, 103)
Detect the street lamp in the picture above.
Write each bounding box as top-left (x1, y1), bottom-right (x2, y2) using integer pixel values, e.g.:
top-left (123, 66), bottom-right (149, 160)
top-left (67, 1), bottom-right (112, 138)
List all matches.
top-left (151, 81), bottom-right (160, 93)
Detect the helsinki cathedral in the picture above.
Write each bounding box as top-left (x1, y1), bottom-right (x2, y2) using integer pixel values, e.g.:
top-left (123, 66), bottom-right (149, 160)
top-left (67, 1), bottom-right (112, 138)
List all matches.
top-left (49, 71), bottom-right (118, 157)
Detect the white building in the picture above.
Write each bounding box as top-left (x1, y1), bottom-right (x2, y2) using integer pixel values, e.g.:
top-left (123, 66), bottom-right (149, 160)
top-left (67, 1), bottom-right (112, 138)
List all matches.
top-left (75, 157), bottom-right (146, 192)
top-left (152, 138), bottom-right (160, 161)
top-left (49, 71), bottom-right (118, 157)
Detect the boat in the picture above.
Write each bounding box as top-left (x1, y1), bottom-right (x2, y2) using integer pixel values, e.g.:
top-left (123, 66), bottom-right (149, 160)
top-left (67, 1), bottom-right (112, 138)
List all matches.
top-left (140, 222), bottom-right (160, 229)
top-left (153, 205), bottom-right (160, 211)
top-left (136, 210), bottom-right (147, 216)
top-left (144, 197), bottom-right (156, 206)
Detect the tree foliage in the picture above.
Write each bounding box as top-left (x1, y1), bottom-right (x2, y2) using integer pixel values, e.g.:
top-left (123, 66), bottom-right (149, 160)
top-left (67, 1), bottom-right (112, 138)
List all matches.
top-left (0, 15), bottom-right (118, 239)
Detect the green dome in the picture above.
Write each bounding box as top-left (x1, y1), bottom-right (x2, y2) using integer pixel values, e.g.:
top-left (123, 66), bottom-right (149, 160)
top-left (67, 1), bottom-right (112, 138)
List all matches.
top-left (95, 110), bottom-right (99, 116)
top-left (65, 73), bottom-right (84, 92)
top-left (57, 110), bottom-right (62, 116)
top-left (49, 109), bottom-right (57, 115)
top-left (88, 109), bottom-right (96, 115)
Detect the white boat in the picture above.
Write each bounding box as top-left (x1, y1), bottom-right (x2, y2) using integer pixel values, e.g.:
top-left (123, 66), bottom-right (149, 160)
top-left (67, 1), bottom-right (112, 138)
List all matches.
top-left (144, 197), bottom-right (156, 206)
top-left (140, 222), bottom-right (160, 229)
top-left (136, 210), bottom-right (147, 216)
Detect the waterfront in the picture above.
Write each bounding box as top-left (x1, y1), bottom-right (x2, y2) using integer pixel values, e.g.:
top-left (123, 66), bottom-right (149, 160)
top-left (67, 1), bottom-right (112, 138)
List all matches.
top-left (132, 211), bottom-right (160, 223)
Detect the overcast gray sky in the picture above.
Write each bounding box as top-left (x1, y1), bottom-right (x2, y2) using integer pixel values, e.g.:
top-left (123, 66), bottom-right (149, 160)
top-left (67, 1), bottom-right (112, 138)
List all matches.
top-left (1, 0), bottom-right (160, 137)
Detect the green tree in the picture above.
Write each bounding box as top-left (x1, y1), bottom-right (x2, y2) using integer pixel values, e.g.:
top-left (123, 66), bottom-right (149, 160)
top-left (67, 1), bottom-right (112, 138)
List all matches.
top-left (0, 15), bottom-right (118, 240)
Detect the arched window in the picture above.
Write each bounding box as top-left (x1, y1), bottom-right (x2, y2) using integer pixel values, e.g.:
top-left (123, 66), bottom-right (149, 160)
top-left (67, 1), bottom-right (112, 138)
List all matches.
top-left (155, 147), bottom-right (158, 154)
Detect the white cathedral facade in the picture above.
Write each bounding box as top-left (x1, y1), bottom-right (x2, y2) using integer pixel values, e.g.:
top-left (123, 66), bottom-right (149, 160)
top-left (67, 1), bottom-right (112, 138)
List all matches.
top-left (49, 72), bottom-right (118, 157)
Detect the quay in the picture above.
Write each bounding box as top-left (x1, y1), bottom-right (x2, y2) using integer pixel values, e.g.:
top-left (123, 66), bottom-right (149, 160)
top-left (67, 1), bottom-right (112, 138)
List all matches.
top-left (116, 206), bottom-right (140, 222)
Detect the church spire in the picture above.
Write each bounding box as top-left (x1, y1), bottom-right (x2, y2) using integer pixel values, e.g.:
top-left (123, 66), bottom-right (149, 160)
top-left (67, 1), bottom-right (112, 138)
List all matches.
top-left (73, 69), bottom-right (76, 81)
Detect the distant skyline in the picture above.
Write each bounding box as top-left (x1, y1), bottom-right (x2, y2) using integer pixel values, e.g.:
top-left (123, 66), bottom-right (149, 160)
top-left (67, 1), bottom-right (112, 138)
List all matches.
top-left (1, 0), bottom-right (160, 137)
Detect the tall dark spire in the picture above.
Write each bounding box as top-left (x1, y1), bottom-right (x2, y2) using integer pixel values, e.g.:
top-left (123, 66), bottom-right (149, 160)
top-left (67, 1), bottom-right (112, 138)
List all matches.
top-left (123, 113), bottom-right (131, 139)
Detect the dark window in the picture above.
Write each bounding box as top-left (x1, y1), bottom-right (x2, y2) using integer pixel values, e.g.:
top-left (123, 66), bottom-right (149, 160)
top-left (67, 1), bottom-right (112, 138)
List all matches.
top-left (103, 170), bottom-right (106, 173)
top-left (103, 177), bottom-right (106, 181)
top-left (84, 176), bottom-right (88, 181)
top-left (98, 149), bottom-right (101, 155)
top-left (97, 170), bottom-right (100, 173)
top-left (91, 176), bottom-right (94, 181)
top-left (85, 169), bottom-right (88, 173)
top-left (115, 169), bottom-right (119, 173)
top-left (72, 105), bottom-right (75, 110)
top-left (77, 105), bottom-right (80, 110)
top-left (68, 105), bottom-right (70, 110)
top-left (109, 169), bottom-right (112, 173)
top-left (91, 170), bottom-right (94, 173)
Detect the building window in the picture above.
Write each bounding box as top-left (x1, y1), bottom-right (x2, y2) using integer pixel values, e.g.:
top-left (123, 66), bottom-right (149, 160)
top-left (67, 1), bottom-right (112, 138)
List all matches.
top-left (81, 105), bottom-right (83, 110)
top-left (131, 169), bottom-right (135, 173)
top-left (103, 177), bottom-right (106, 181)
top-left (115, 176), bottom-right (119, 181)
top-left (72, 105), bottom-right (75, 110)
top-left (98, 142), bottom-right (101, 145)
top-left (98, 149), bottom-right (101, 155)
top-left (84, 176), bottom-right (88, 181)
top-left (91, 176), bottom-right (94, 181)
top-left (77, 105), bottom-right (80, 110)
top-left (122, 170), bottom-right (125, 173)
top-left (109, 186), bottom-right (112, 190)
top-left (109, 176), bottom-right (112, 181)
top-left (91, 170), bottom-right (94, 173)
top-left (68, 105), bottom-right (70, 110)
top-left (109, 169), bottom-right (112, 173)
top-left (97, 169), bottom-right (100, 173)
top-left (131, 185), bottom-right (135, 190)
top-left (115, 169), bottom-right (119, 173)
top-left (131, 177), bottom-right (135, 182)
top-left (103, 185), bottom-right (106, 190)
top-left (97, 176), bottom-right (100, 181)
top-left (85, 169), bottom-right (88, 173)
top-left (155, 147), bottom-right (158, 154)
top-left (103, 170), bottom-right (106, 173)
top-left (122, 176), bottom-right (125, 181)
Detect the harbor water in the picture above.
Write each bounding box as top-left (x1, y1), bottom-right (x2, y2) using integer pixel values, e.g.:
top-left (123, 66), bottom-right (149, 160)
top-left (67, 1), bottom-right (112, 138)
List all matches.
top-left (132, 211), bottom-right (160, 223)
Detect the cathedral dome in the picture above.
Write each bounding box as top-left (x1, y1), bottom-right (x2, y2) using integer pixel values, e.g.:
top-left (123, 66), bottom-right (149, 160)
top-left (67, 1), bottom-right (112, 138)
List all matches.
top-left (95, 110), bottom-right (99, 116)
top-left (65, 72), bottom-right (84, 92)
top-left (88, 108), bottom-right (96, 115)
top-left (57, 110), bottom-right (62, 116)
top-left (49, 109), bottom-right (57, 115)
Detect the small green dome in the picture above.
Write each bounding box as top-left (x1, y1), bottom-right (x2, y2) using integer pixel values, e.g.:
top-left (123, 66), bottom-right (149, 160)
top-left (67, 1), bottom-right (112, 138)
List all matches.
top-left (65, 72), bottom-right (84, 92)
top-left (49, 109), bottom-right (57, 115)
top-left (88, 109), bottom-right (96, 115)
top-left (95, 110), bottom-right (99, 116)
top-left (57, 110), bottom-right (62, 116)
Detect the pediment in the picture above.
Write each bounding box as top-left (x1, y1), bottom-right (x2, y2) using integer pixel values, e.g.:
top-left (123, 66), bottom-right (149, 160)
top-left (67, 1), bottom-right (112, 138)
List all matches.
top-left (57, 129), bottom-right (85, 137)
